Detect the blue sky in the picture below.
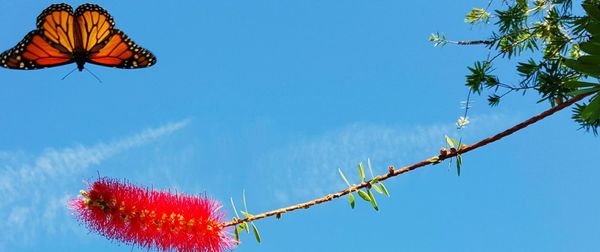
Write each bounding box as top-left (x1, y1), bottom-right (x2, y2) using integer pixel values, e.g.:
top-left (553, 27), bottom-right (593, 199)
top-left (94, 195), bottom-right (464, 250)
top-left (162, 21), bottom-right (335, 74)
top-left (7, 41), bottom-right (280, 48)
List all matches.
top-left (0, 1), bottom-right (599, 251)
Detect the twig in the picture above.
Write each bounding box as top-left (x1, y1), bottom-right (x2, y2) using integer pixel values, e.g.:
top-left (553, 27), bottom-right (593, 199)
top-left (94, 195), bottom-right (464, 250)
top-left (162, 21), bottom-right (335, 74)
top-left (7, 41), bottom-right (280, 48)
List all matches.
top-left (221, 93), bottom-right (592, 227)
top-left (447, 39), bottom-right (495, 45)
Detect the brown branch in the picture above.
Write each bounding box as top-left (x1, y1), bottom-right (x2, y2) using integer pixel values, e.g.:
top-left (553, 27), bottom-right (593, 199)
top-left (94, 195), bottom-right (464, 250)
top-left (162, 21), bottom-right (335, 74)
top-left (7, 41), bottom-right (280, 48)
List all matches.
top-left (447, 39), bottom-right (495, 45)
top-left (221, 93), bottom-right (592, 228)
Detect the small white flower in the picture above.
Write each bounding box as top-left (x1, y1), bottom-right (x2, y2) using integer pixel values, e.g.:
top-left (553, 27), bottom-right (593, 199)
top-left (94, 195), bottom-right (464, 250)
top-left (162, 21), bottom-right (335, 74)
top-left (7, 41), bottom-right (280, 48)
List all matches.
top-left (456, 116), bottom-right (470, 129)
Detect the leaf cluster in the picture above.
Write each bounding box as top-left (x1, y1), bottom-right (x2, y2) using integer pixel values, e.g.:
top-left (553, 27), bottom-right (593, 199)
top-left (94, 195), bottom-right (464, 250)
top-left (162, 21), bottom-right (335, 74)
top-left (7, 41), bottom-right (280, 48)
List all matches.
top-left (440, 0), bottom-right (600, 133)
top-left (339, 159), bottom-right (390, 211)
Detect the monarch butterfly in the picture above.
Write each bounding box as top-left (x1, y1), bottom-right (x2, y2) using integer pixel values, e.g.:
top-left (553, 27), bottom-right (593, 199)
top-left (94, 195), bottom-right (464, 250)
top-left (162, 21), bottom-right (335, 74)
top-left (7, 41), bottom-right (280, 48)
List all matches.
top-left (0, 3), bottom-right (156, 71)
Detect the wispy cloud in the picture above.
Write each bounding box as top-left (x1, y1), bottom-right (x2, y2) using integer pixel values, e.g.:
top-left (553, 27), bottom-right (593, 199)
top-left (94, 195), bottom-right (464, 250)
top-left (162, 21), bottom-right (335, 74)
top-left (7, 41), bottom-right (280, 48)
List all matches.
top-left (258, 113), bottom-right (517, 204)
top-left (0, 119), bottom-right (189, 247)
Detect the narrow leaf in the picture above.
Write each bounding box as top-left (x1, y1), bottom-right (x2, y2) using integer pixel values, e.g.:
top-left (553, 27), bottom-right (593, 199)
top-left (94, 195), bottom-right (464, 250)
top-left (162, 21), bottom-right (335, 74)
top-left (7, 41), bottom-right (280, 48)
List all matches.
top-left (379, 182), bottom-right (390, 197)
top-left (370, 176), bottom-right (380, 184)
top-left (564, 59), bottom-right (600, 78)
top-left (358, 163), bottom-right (366, 182)
top-left (239, 222), bottom-right (249, 233)
top-left (357, 190), bottom-right (371, 202)
top-left (251, 223), bottom-right (262, 243)
top-left (564, 80), bottom-right (599, 89)
top-left (581, 95), bottom-right (600, 120)
top-left (367, 158), bottom-right (375, 178)
top-left (445, 135), bottom-right (455, 148)
top-left (240, 211), bottom-right (254, 218)
top-left (230, 197), bottom-right (240, 219)
top-left (567, 87), bottom-right (600, 96)
top-left (367, 190), bottom-right (379, 211)
top-left (583, 3), bottom-right (600, 22)
top-left (372, 183), bottom-right (384, 194)
top-left (338, 168), bottom-right (352, 187)
top-left (579, 42), bottom-right (600, 56)
top-left (234, 226), bottom-right (240, 244)
top-left (242, 190), bottom-right (249, 212)
top-left (349, 193), bottom-right (355, 209)
top-left (456, 154), bottom-right (463, 176)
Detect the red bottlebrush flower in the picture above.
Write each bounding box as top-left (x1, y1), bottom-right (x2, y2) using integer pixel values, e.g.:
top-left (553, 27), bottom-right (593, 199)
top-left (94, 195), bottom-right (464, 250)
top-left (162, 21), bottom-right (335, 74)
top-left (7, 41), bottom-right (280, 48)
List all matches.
top-left (69, 177), bottom-right (233, 252)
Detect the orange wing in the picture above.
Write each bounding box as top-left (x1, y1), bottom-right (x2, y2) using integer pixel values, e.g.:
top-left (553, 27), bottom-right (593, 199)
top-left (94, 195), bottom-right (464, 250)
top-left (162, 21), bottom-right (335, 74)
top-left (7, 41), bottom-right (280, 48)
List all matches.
top-left (74, 4), bottom-right (156, 69)
top-left (0, 4), bottom-right (75, 69)
top-left (87, 29), bottom-right (157, 68)
top-left (36, 3), bottom-right (77, 53)
top-left (73, 4), bottom-right (115, 53)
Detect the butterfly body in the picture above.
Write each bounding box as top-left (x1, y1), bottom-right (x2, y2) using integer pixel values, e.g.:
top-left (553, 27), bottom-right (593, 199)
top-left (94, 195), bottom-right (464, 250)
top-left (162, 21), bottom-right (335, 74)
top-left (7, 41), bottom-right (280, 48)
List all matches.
top-left (0, 3), bottom-right (156, 71)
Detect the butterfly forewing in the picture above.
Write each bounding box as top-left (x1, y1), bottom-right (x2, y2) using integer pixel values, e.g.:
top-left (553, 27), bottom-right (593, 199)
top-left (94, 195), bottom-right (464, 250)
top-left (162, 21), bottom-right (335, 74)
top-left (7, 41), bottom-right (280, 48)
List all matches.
top-left (74, 4), bottom-right (115, 52)
top-left (37, 3), bottom-right (76, 53)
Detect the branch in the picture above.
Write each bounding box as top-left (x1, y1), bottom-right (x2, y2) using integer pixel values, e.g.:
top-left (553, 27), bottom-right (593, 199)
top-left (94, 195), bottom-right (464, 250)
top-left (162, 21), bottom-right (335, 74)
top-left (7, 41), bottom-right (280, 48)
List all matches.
top-left (447, 39), bottom-right (495, 45)
top-left (222, 93), bottom-right (592, 228)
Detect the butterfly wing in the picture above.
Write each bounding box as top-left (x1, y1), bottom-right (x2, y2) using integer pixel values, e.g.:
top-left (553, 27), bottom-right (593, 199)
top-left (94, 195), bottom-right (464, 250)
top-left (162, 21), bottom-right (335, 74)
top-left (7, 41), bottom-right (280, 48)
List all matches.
top-left (0, 4), bottom-right (74, 69)
top-left (87, 29), bottom-right (157, 68)
top-left (36, 3), bottom-right (77, 53)
top-left (74, 4), bottom-right (156, 69)
top-left (73, 4), bottom-right (115, 52)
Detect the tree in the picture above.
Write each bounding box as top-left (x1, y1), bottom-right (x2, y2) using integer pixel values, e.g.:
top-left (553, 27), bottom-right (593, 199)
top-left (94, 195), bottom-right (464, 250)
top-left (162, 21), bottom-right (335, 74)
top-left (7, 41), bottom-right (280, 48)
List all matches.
top-left (431, 0), bottom-right (600, 134)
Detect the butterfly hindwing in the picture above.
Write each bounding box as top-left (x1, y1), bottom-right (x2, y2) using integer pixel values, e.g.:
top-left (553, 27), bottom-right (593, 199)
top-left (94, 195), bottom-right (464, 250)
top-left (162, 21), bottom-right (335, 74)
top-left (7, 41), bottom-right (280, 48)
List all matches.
top-left (0, 30), bottom-right (73, 70)
top-left (88, 29), bottom-right (156, 68)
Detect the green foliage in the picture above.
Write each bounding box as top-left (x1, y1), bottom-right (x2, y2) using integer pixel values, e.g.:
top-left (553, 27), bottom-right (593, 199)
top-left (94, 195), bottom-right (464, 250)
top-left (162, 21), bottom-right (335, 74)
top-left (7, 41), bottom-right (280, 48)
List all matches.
top-left (466, 61), bottom-right (499, 94)
top-left (445, 135), bottom-right (464, 176)
top-left (339, 160), bottom-right (390, 210)
top-left (230, 191), bottom-right (262, 244)
top-left (441, 0), bottom-right (600, 133)
top-left (465, 8), bottom-right (491, 24)
top-left (429, 32), bottom-right (447, 47)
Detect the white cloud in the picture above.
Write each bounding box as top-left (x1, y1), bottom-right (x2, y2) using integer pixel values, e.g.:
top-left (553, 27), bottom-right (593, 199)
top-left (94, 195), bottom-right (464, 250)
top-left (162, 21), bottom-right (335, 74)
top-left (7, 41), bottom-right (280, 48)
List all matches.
top-left (0, 119), bottom-right (189, 247)
top-left (258, 113), bottom-right (517, 203)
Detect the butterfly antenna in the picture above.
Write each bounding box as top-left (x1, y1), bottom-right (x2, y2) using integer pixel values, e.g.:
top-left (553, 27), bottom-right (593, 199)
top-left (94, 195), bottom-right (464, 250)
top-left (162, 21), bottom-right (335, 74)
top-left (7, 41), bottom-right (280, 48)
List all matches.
top-left (61, 68), bottom-right (78, 80)
top-left (84, 68), bottom-right (103, 83)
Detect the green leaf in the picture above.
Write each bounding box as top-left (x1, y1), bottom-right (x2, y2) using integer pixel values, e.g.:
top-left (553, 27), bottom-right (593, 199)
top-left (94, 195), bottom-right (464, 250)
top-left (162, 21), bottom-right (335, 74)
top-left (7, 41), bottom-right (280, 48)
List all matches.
top-left (234, 225), bottom-right (240, 244)
top-left (429, 156), bottom-right (441, 164)
top-left (564, 81), bottom-right (600, 89)
top-left (445, 135), bottom-right (455, 148)
top-left (367, 158), bottom-right (375, 179)
top-left (583, 3), bottom-right (600, 22)
top-left (367, 190), bottom-right (379, 211)
top-left (445, 135), bottom-right (460, 149)
top-left (242, 190), bottom-right (249, 213)
top-left (581, 95), bottom-right (600, 121)
top-left (240, 211), bottom-right (254, 218)
top-left (379, 182), bottom-right (390, 197)
top-left (564, 59), bottom-right (600, 79)
top-left (567, 86), bottom-right (600, 96)
top-left (579, 42), bottom-right (600, 56)
top-left (230, 197), bottom-right (241, 219)
top-left (358, 163), bottom-right (366, 182)
top-left (338, 168), bottom-right (351, 187)
top-left (357, 190), bottom-right (371, 202)
top-left (465, 8), bottom-right (490, 24)
top-left (238, 222), bottom-right (249, 233)
top-left (488, 94), bottom-right (501, 106)
top-left (372, 183), bottom-right (383, 194)
top-left (456, 154), bottom-right (463, 176)
top-left (349, 193), bottom-right (355, 209)
top-left (369, 176), bottom-right (380, 185)
top-left (251, 222), bottom-right (261, 243)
